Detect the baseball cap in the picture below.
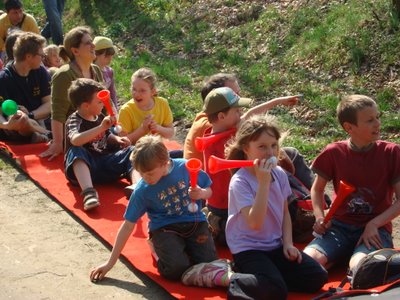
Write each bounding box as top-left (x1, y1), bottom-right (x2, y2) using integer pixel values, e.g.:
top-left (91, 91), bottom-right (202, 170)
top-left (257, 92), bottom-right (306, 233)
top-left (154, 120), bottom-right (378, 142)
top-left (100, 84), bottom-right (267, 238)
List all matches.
top-left (203, 87), bottom-right (252, 115)
top-left (93, 36), bottom-right (114, 51)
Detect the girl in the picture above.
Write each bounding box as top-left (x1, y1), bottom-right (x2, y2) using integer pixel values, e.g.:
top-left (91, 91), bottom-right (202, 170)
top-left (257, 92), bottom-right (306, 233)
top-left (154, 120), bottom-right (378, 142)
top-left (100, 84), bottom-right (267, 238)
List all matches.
top-left (93, 36), bottom-right (118, 111)
top-left (118, 67), bottom-right (174, 144)
top-left (42, 44), bottom-right (62, 77)
top-left (118, 67), bottom-right (175, 197)
top-left (224, 114), bottom-right (327, 299)
top-left (40, 26), bottom-right (103, 160)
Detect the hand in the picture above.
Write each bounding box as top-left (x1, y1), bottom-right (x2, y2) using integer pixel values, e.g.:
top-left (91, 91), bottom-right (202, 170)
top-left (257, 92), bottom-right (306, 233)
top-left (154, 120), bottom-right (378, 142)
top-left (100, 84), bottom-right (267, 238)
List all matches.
top-left (189, 186), bottom-right (205, 200)
top-left (280, 96), bottom-right (299, 106)
top-left (141, 114), bottom-right (154, 132)
top-left (17, 105), bottom-right (29, 114)
top-left (313, 217), bottom-right (331, 235)
top-left (278, 149), bottom-right (295, 174)
top-left (4, 111), bottom-right (27, 131)
top-left (357, 221), bottom-right (383, 250)
top-left (148, 120), bottom-right (159, 134)
top-left (254, 158), bottom-right (272, 185)
top-left (39, 140), bottom-right (63, 161)
top-left (284, 245), bottom-right (302, 263)
top-left (100, 116), bottom-right (113, 130)
top-left (116, 136), bottom-right (131, 148)
top-left (90, 263), bottom-right (112, 282)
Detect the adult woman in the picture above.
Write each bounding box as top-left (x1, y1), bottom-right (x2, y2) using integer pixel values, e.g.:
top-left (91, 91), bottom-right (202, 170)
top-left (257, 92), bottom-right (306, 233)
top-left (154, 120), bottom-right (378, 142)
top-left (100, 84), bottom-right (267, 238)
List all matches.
top-left (40, 26), bottom-right (103, 160)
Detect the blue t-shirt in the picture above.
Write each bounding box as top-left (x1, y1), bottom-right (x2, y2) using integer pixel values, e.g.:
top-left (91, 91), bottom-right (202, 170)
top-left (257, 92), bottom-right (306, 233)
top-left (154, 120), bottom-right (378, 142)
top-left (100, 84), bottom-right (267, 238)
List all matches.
top-left (226, 166), bottom-right (292, 254)
top-left (124, 158), bottom-right (211, 231)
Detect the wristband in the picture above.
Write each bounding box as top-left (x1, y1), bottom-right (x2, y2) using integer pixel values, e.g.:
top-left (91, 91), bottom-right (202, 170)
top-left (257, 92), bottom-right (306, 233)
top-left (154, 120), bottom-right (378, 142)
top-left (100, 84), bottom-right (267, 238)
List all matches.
top-left (28, 112), bottom-right (35, 119)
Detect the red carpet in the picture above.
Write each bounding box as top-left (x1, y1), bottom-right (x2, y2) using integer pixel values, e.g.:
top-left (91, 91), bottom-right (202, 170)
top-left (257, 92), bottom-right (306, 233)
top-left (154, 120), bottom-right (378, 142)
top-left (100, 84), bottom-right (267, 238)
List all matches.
top-left (0, 141), bottom-right (345, 300)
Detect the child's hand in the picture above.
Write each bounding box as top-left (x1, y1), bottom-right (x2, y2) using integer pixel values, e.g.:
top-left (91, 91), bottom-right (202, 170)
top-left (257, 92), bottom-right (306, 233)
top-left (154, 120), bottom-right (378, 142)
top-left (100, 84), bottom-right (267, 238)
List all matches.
top-left (280, 95), bottom-right (300, 106)
top-left (148, 120), bottom-right (159, 134)
top-left (141, 114), bottom-right (154, 132)
top-left (254, 158), bottom-right (274, 184)
top-left (100, 115), bottom-right (113, 130)
top-left (357, 221), bottom-right (383, 250)
top-left (312, 217), bottom-right (331, 235)
top-left (90, 263), bottom-right (112, 282)
top-left (188, 186), bottom-right (206, 200)
top-left (116, 136), bottom-right (131, 148)
top-left (284, 245), bottom-right (302, 263)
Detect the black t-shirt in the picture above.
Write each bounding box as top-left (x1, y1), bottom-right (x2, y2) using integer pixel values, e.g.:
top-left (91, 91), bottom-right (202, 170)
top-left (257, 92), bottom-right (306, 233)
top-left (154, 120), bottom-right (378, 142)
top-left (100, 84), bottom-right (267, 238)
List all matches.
top-left (0, 64), bottom-right (51, 112)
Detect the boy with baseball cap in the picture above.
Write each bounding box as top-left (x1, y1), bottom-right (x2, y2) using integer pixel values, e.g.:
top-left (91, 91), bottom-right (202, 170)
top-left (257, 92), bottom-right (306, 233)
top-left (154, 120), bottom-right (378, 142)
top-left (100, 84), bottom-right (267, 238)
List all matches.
top-left (202, 87), bottom-right (300, 246)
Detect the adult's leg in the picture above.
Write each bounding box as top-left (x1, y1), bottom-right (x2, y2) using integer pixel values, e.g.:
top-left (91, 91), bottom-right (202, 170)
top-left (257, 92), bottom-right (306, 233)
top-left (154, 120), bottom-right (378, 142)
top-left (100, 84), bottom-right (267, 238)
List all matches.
top-left (41, 0), bottom-right (64, 45)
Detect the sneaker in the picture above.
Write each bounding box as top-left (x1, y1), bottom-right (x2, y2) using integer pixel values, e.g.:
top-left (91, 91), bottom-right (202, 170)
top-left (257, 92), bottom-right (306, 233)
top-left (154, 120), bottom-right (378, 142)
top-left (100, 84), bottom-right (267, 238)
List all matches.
top-left (181, 258), bottom-right (231, 287)
top-left (124, 184), bottom-right (136, 199)
top-left (81, 187), bottom-right (100, 211)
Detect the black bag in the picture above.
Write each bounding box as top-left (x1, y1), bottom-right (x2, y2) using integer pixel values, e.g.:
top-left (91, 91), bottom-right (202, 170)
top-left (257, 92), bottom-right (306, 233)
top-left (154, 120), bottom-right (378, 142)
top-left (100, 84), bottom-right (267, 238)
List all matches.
top-left (350, 248), bottom-right (400, 289)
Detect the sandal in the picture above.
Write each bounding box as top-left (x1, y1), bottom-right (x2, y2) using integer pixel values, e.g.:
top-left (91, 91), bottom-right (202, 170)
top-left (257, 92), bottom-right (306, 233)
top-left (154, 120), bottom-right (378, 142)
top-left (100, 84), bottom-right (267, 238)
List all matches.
top-left (81, 187), bottom-right (100, 211)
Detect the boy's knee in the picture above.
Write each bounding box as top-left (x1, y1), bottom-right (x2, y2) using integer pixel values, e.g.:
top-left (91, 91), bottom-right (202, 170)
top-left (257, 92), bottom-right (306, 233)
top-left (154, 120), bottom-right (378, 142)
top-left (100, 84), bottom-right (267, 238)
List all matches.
top-left (303, 247), bottom-right (328, 267)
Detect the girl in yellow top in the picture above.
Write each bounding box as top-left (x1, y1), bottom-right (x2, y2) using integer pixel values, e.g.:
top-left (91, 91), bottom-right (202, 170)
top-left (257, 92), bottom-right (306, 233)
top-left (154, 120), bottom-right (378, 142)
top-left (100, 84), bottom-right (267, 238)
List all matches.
top-left (118, 67), bottom-right (174, 144)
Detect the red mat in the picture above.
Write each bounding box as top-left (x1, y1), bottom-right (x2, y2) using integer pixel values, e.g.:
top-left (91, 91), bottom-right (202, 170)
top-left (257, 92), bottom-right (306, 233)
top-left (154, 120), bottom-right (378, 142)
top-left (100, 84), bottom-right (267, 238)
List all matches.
top-left (0, 141), bottom-right (345, 299)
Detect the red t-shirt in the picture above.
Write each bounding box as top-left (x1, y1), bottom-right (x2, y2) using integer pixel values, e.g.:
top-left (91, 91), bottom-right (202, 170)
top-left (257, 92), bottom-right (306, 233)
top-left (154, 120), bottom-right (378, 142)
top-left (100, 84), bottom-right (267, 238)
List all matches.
top-left (203, 127), bottom-right (237, 209)
top-left (311, 140), bottom-right (400, 233)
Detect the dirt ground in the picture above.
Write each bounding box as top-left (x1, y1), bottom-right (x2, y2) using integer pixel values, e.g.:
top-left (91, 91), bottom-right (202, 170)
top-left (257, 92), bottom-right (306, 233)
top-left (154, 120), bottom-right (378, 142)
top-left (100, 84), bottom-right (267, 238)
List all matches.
top-left (1, 153), bottom-right (400, 300)
top-left (0, 160), bottom-right (173, 300)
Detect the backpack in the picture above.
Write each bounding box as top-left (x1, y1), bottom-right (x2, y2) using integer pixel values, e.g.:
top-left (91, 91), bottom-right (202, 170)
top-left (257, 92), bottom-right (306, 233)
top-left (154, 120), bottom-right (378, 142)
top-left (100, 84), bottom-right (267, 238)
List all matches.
top-left (350, 248), bottom-right (400, 289)
top-left (313, 248), bottom-right (400, 299)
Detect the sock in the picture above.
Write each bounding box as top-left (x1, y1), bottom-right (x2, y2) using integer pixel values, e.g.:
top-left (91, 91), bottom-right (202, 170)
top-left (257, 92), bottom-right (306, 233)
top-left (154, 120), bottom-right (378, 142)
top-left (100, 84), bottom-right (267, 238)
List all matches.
top-left (214, 270), bottom-right (230, 287)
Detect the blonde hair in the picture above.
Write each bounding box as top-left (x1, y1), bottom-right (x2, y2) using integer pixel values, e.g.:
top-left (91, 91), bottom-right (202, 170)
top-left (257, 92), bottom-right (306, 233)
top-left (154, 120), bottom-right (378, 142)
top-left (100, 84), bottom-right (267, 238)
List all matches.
top-left (59, 26), bottom-right (92, 62)
top-left (337, 95), bottom-right (377, 128)
top-left (42, 44), bottom-right (59, 67)
top-left (130, 135), bottom-right (169, 172)
top-left (225, 114), bottom-right (282, 174)
top-left (130, 67), bottom-right (157, 90)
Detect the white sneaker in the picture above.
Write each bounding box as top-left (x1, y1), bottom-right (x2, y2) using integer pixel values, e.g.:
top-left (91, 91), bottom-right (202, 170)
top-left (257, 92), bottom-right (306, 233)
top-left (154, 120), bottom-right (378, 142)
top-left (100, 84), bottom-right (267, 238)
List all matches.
top-left (181, 258), bottom-right (231, 287)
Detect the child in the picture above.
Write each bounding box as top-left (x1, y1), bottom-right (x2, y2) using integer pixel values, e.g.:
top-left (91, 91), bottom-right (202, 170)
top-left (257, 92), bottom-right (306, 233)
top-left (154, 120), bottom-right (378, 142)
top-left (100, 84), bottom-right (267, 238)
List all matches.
top-left (42, 44), bottom-right (62, 77)
top-left (118, 67), bottom-right (174, 144)
top-left (90, 135), bottom-right (228, 283)
top-left (304, 95), bottom-right (400, 272)
top-left (182, 114), bottom-right (327, 298)
top-left (202, 86), bottom-right (300, 246)
top-left (64, 78), bottom-right (133, 211)
top-left (93, 36), bottom-right (118, 111)
top-left (183, 73), bottom-right (240, 165)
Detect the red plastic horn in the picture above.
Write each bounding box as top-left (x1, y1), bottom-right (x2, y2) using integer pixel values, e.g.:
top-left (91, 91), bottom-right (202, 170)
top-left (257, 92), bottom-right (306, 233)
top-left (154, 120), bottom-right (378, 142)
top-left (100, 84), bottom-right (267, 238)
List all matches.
top-left (195, 128), bottom-right (237, 152)
top-left (208, 155), bottom-right (255, 174)
top-left (323, 180), bottom-right (355, 225)
top-left (185, 158), bottom-right (202, 188)
top-left (98, 90), bottom-right (114, 118)
top-left (97, 89), bottom-right (121, 134)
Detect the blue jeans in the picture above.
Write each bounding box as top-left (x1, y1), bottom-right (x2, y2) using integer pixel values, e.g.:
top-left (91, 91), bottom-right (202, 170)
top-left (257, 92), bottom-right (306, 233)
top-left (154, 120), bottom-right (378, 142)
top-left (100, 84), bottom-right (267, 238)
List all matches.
top-left (41, 0), bottom-right (65, 45)
top-left (305, 219), bottom-right (393, 263)
top-left (229, 247), bottom-right (328, 300)
top-left (150, 221), bottom-right (217, 280)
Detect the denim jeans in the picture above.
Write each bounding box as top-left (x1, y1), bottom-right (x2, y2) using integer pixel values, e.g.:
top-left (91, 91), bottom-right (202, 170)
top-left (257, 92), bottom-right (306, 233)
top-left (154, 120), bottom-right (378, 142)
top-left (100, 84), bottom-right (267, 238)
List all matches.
top-left (150, 221), bottom-right (217, 280)
top-left (41, 0), bottom-right (65, 45)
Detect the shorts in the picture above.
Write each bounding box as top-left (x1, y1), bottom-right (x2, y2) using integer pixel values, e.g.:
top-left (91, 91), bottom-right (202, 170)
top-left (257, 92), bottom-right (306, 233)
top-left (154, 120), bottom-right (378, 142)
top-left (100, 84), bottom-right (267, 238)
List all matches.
top-left (64, 146), bottom-right (134, 184)
top-left (305, 219), bottom-right (393, 263)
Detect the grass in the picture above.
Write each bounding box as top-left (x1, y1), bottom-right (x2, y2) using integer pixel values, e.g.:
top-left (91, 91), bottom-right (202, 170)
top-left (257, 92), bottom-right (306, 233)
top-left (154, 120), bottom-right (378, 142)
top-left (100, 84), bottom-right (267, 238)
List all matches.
top-left (1, 0), bottom-right (399, 161)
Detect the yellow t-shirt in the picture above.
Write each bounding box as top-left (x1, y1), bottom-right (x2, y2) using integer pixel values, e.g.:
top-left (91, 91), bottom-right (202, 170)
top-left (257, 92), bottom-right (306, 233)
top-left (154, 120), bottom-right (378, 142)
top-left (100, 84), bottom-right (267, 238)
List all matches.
top-left (118, 96), bottom-right (173, 135)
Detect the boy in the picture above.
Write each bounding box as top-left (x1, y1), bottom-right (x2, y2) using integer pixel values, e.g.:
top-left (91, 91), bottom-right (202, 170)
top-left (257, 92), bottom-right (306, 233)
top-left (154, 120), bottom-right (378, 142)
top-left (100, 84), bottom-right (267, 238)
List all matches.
top-left (202, 86), bottom-right (300, 245)
top-left (90, 135), bottom-right (229, 284)
top-left (304, 95), bottom-right (400, 272)
top-left (64, 78), bottom-right (133, 211)
top-left (0, 32), bottom-right (51, 143)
